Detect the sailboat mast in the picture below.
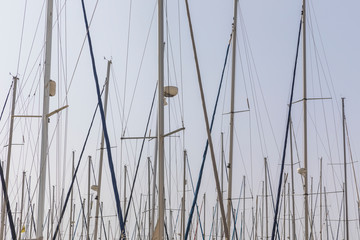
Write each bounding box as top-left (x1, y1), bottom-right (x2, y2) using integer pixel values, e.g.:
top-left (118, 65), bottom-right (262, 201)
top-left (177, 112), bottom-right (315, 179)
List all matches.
top-left (158, 0), bottom-right (165, 238)
top-left (18, 171), bottom-right (26, 240)
top-left (242, 176), bottom-right (246, 240)
top-left (261, 181), bottom-right (264, 240)
top-left (342, 98), bottom-right (349, 240)
top-left (227, 0), bottom-right (238, 231)
top-left (289, 120), bottom-right (296, 239)
top-left (310, 177), bottom-right (314, 239)
top-left (220, 132), bottom-right (224, 239)
top-left (324, 187), bottom-right (329, 240)
top-left (255, 195), bottom-right (258, 240)
top-left (319, 158), bottom-right (323, 240)
top-left (288, 182), bottom-right (291, 239)
top-left (69, 152), bottom-right (75, 240)
top-left (184, 0), bottom-right (229, 237)
top-left (148, 157), bottom-right (151, 240)
top-left (302, 0), bottom-right (309, 238)
top-left (283, 174), bottom-right (286, 239)
top-left (124, 165), bottom-right (127, 215)
top-left (37, 0), bottom-right (54, 238)
top-left (150, 123), bottom-right (158, 239)
top-left (87, 156), bottom-right (91, 240)
top-left (94, 60), bottom-right (112, 240)
top-left (264, 158), bottom-right (268, 239)
top-left (181, 150), bottom-right (187, 240)
top-left (203, 194), bottom-right (206, 239)
top-left (51, 185), bottom-right (55, 239)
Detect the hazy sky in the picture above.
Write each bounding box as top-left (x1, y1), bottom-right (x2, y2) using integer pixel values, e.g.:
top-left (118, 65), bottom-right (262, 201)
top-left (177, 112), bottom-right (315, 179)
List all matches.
top-left (0, 0), bottom-right (360, 238)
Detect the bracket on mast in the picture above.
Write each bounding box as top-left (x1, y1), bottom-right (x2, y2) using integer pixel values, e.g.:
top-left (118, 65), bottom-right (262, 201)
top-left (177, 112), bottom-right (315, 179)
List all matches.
top-left (46, 105), bottom-right (69, 117)
top-left (222, 109), bottom-right (249, 115)
top-left (291, 97), bottom-right (331, 105)
top-left (121, 127), bottom-right (185, 140)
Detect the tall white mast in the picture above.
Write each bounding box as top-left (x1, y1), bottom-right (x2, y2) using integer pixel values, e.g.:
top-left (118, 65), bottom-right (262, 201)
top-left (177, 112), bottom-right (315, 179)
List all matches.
top-left (69, 152), bottom-right (75, 240)
top-left (158, 0), bottom-right (165, 239)
top-left (302, 0), bottom-right (309, 238)
top-left (181, 150), bottom-right (187, 240)
top-left (148, 157), bottom-right (151, 239)
top-left (150, 124), bottom-right (158, 240)
top-left (87, 156), bottom-right (91, 240)
top-left (319, 158), bottom-right (323, 240)
top-left (220, 132), bottom-right (224, 239)
top-left (242, 176), bottom-right (246, 240)
top-left (289, 121), bottom-right (296, 239)
top-left (264, 158), bottom-right (268, 239)
top-left (226, 0), bottom-right (238, 231)
top-left (342, 98), bottom-right (349, 240)
top-left (93, 60), bottom-right (112, 240)
top-left (36, 0), bottom-right (54, 238)
top-left (18, 171), bottom-right (26, 240)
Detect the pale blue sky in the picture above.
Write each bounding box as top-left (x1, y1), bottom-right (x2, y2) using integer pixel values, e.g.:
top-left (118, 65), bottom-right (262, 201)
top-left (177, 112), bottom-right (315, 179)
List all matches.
top-left (0, 0), bottom-right (360, 238)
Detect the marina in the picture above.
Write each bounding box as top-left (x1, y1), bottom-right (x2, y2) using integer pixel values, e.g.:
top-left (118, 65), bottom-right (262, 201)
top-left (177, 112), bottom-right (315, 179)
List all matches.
top-left (0, 0), bottom-right (360, 239)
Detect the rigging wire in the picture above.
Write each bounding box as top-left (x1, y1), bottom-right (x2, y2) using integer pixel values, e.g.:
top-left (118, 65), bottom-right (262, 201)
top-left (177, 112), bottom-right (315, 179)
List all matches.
top-left (109, 66), bottom-right (126, 187)
top-left (18, 0), bottom-right (45, 97)
top-left (74, 187), bottom-right (88, 240)
top-left (232, 14), bottom-right (259, 198)
top-left (267, 162), bottom-right (281, 240)
top-left (87, 155), bottom-right (111, 239)
top-left (184, 36), bottom-right (231, 240)
top-left (122, 0), bottom-right (157, 137)
top-left (177, 0), bottom-right (185, 129)
top-left (127, 171), bottom-right (143, 238)
top-left (307, 3), bottom-right (344, 215)
top-left (123, 83), bottom-right (157, 224)
top-left (71, 202), bottom-right (82, 240)
top-left (335, 194), bottom-right (343, 240)
top-left (165, 20), bottom-right (184, 129)
top-left (172, 201), bottom-right (182, 240)
top-left (25, 176), bottom-right (37, 234)
top-left (307, 6), bottom-right (346, 222)
top-left (0, 82), bottom-right (13, 125)
top-left (118, 3), bottom-right (157, 196)
top-left (208, 203), bottom-right (217, 240)
top-left (52, 86), bottom-right (105, 240)
top-left (79, 0), bottom-right (125, 237)
top-left (193, 198), bottom-right (204, 240)
top-left (100, 202), bottom-right (109, 240)
top-left (65, 0), bottom-right (100, 96)
top-left (61, 0), bottom-right (69, 202)
top-left (122, 0), bottom-right (133, 144)
top-left (219, 49), bottom-right (231, 132)
top-left (344, 117), bottom-right (360, 235)
top-left (185, 154), bottom-right (205, 240)
top-left (270, 17), bottom-right (302, 240)
top-left (53, 0), bottom-right (70, 203)
top-left (231, 180), bottom-right (244, 240)
top-left (308, 173), bottom-right (322, 240)
top-left (345, 120), bottom-right (360, 207)
top-left (16, 0), bottom-right (28, 75)
top-left (0, 158), bottom-right (17, 240)
top-left (308, 0), bottom-right (342, 117)
top-left (12, 67), bottom-right (41, 171)
top-left (307, 9), bottom-right (346, 219)
top-left (10, 1), bottom-right (101, 228)
top-left (238, 7), bottom-right (281, 159)
top-left (233, 124), bottom-right (251, 191)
